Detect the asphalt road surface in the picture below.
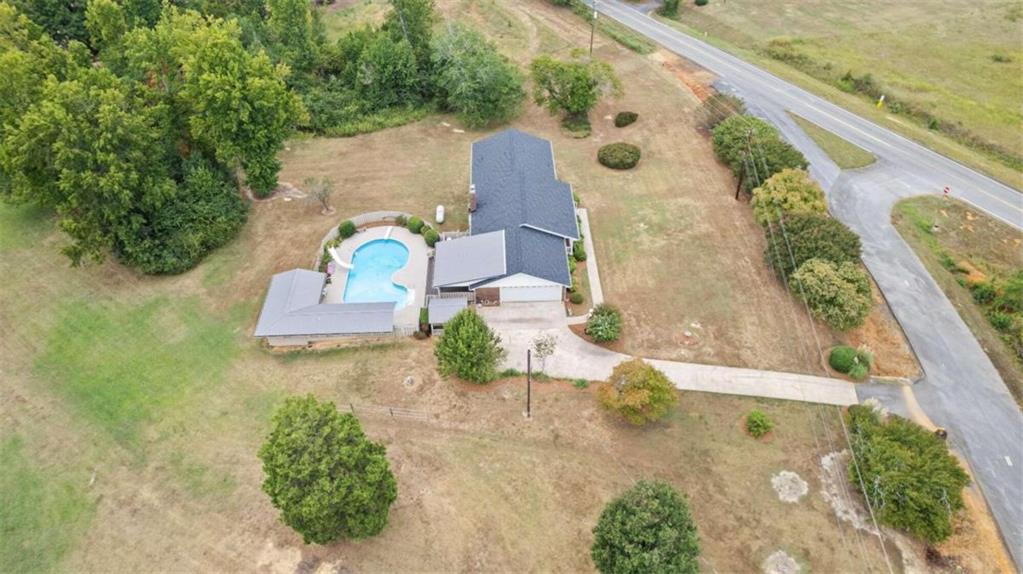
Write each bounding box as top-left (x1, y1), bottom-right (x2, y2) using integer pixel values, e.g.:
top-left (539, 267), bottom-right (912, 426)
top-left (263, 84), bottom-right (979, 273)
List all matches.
top-left (595, 0), bottom-right (1023, 565)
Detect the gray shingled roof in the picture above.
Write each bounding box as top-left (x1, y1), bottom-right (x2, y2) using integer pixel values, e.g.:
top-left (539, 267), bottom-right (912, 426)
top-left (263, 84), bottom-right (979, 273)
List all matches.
top-left (432, 230), bottom-right (506, 288)
top-left (427, 296), bottom-right (469, 325)
top-left (470, 129), bottom-right (579, 287)
top-left (254, 269), bottom-right (394, 337)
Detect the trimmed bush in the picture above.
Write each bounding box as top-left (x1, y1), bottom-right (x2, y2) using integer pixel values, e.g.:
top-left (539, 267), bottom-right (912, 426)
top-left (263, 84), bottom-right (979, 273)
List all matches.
top-left (751, 168), bottom-right (827, 226)
top-left (712, 115), bottom-right (808, 194)
top-left (746, 410), bottom-right (774, 438)
top-left (592, 481), bottom-right (700, 573)
top-left (598, 142), bottom-right (642, 170)
top-left (573, 240), bottom-right (588, 262)
top-left (598, 359), bottom-right (678, 425)
top-left (791, 259), bottom-right (872, 331)
top-left (697, 92), bottom-right (746, 131)
top-left (406, 216), bottom-right (424, 234)
top-left (587, 303), bottom-right (623, 343)
top-left (423, 228), bottom-right (440, 247)
top-left (569, 291), bottom-right (584, 305)
top-left (434, 309), bottom-right (506, 384)
top-left (764, 213), bottom-right (861, 280)
top-left (338, 220), bottom-right (357, 239)
top-left (395, 214), bottom-right (408, 226)
top-left (614, 111), bottom-right (638, 127)
top-left (829, 345), bottom-right (858, 372)
top-left (847, 405), bottom-right (970, 543)
top-left (695, 0), bottom-right (708, 5)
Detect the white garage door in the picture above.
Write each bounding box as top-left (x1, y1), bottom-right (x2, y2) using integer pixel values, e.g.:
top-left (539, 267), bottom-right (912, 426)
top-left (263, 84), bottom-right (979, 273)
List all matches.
top-left (500, 285), bottom-right (563, 302)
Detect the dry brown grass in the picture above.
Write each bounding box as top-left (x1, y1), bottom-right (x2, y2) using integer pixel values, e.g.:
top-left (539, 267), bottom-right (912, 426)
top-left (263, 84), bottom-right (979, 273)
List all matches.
top-left (0, 1), bottom-right (924, 572)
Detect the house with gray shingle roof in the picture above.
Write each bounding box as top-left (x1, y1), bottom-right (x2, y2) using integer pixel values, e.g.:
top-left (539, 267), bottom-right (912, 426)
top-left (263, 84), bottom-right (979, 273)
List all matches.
top-left (432, 129), bottom-right (579, 303)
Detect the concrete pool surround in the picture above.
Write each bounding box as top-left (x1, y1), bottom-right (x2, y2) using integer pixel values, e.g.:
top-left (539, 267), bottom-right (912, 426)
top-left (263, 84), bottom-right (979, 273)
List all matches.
top-left (323, 224), bottom-right (429, 328)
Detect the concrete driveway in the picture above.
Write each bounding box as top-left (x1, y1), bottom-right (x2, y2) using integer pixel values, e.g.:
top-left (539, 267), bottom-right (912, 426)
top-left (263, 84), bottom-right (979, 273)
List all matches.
top-left (481, 303), bottom-right (858, 406)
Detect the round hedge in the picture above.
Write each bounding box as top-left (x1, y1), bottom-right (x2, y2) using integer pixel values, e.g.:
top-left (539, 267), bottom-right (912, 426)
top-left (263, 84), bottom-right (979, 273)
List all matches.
top-left (598, 143), bottom-right (641, 170)
top-left (829, 345), bottom-right (858, 373)
top-left (614, 111), bottom-right (638, 128)
top-left (569, 291), bottom-right (584, 305)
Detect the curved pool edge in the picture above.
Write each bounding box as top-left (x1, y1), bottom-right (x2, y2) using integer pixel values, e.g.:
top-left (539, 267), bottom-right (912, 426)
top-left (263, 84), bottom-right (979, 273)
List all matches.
top-left (342, 238), bottom-right (411, 310)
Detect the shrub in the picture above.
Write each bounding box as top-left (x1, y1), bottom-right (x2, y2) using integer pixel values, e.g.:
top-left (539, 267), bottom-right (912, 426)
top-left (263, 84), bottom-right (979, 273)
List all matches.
top-left (587, 303), bottom-right (623, 343)
top-left (434, 308), bottom-right (506, 384)
top-left (573, 378), bottom-right (590, 389)
top-left (829, 345), bottom-right (858, 372)
top-left (763, 213), bottom-right (861, 279)
top-left (659, 0), bottom-right (681, 17)
top-left (258, 395), bottom-right (397, 544)
top-left (395, 214), bottom-right (408, 226)
top-left (746, 410), bottom-right (774, 438)
top-left (591, 481), bottom-right (700, 574)
top-left (751, 169), bottom-right (827, 226)
top-left (406, 215), bottom-right (424, 234)
top-left (790, 259), bottom-right (872, 331)
top-left (847, 405), bottom-right (970, 543)
top-left (598, 142), bottom-right (642, 170)
top-left (712, 115), bottom-right (808, 194)
top-left (988, 310), bottom-right (1014, 332)
top-left (569, 291), bottom-right (584, 305)
top-left (338, 220), bottom-right (357, 240)
top-left (971, 281), bottom-right (996, 304)
top-left (695, 0), bottom-right (708, 5)
top-left (614, 111), bottom-right (638, 127)
top-left (423, 228), bottom-right (440, 247)
top-left (848, 362), bottom-right (870, 381)
top-left (993, 270), bottom-right (1023, 312)
top-left (598, 358), bottom-right (678, 425)
top-left (572, 240), bottom-right (587, 262)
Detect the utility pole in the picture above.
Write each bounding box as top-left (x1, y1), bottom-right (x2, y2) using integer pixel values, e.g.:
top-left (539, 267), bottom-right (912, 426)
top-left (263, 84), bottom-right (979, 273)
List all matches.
top-left (525, 349), bottom-right (532, 419)
top-left (589, 0), bottom-right (597, 58)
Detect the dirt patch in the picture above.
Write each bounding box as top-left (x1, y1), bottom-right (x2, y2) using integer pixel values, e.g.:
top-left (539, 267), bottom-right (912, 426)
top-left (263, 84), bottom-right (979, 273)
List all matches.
top-left (771, 470), bottom-right (809, 503)
top-left (846, 284), bottom-right (922, 379)
top-left (762, 550), bottom-right (801, 574)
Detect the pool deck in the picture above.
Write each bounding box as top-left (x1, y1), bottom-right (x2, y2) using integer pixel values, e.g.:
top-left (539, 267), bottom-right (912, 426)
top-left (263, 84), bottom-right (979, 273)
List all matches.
top-left (323, 226), bottom-right (430, 328)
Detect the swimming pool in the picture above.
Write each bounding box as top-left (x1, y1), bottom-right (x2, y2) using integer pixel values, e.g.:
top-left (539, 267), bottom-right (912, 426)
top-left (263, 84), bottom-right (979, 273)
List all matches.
top-left (342, 239), bottom-right (411, 309)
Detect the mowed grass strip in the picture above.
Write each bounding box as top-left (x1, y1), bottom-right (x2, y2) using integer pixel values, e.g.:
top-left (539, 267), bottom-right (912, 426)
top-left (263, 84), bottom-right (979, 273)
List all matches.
top-left (34, 297), bottom-right (239, 447)
top-left (789, 112), bottom-right (875, 170)
top-left (0, 436), bottom-right (94, 574)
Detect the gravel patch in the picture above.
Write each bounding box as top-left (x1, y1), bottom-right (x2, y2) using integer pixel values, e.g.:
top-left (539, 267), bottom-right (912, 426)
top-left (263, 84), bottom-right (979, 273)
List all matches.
top-left (762, 550), bottom-right (801, 574)
top-left (771, 470), bottom-right (808, 503)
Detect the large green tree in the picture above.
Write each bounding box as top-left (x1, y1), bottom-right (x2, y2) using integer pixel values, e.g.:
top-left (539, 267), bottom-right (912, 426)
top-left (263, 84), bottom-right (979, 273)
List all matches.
top-left (259, 395), bottom-right (398, 544)
top-left (847, 405), bottom-right (970, 543)
top-left (383, 0), bottom-right (434, 84)
top-left (123, 8), bottom-right (304, 196)
top-left (591, 481), bottom-right (700, 574)
top-left (434, 308), bottom-right (505, 384)
top-left (530, 55), bottom-right (620, 122)
top-left (431, 23), bottom-right (524, 127)
top-left (8, 0), bottom-right (88, 45)
top-left (0, 67), bottom-right (176, 265)
top-left (265, 0), bottom-right (321, 78)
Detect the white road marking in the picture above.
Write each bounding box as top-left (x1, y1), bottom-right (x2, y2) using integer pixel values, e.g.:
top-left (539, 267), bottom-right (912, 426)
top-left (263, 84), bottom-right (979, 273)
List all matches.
top-left (1006, 456), bottom-right (1014, 467)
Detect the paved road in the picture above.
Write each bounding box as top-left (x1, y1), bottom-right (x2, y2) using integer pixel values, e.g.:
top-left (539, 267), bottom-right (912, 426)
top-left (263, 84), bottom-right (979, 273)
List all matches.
top-left (482, 303), bottom-right (859, 406)
top-left (596, 1), bottom-right (1023, 565)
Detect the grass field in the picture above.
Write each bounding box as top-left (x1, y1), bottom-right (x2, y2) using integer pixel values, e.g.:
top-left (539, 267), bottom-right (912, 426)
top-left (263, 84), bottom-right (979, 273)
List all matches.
top-left (790, 112), bottom-right (876, 170)
top-left (0, 1), bottom-right (939, 571)
top-left (658, 1), bottom-right (1023, 188)
top-left (892, 196), bottom-right (1023, 403)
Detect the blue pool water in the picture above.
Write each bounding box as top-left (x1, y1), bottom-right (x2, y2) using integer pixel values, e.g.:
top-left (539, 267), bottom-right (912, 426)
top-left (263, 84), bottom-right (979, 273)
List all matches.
top-left (343, 239), bottom-right (410, 309)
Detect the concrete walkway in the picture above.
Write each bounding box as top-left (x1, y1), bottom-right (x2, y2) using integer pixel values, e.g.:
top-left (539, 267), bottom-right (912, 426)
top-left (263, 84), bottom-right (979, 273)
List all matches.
top-left (484, 304), bottom-right (858, 406)
top-left (576, 208), bottom-right (604, 306)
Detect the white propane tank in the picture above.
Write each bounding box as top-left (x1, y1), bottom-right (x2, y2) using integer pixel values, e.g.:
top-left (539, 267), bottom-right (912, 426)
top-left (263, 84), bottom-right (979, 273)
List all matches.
top-left (435, 205), bottom-right (445, 224)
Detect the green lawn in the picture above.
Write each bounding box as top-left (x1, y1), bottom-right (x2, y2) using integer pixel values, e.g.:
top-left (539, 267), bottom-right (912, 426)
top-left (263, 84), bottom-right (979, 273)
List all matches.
top-left (0, 436), bottom-right (94, 574)
top-left (34, 297), bottom-right (240, 448)
top-left (789, 112), bottom-right (875, 169)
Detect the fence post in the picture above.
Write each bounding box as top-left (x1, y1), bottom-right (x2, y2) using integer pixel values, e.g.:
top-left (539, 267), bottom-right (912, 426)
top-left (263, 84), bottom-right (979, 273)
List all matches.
top-left (350, 403), bottom-right (355, 414)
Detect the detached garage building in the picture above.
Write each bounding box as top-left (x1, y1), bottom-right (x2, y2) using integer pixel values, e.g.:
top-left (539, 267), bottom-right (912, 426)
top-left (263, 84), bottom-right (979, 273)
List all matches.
top-left (432, 129), bottom-right (580, 304)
